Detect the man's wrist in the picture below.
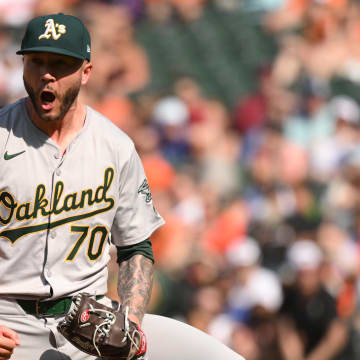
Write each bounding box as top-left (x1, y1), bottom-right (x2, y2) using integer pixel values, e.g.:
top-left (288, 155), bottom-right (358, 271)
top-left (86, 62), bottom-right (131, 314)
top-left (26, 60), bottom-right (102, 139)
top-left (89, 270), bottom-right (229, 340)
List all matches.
top-left (128, 313), bottom-right (141, 326)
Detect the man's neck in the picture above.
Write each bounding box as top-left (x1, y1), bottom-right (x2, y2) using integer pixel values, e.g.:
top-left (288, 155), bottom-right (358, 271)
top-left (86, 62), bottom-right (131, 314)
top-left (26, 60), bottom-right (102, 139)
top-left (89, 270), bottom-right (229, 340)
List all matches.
top-left (26, 97), bottom-right (86, 154)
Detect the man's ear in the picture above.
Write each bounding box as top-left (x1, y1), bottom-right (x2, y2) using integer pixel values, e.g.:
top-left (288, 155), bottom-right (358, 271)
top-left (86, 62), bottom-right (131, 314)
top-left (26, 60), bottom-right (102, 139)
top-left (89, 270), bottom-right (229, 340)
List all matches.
top-left (81, 61), bottom-right (92, 85)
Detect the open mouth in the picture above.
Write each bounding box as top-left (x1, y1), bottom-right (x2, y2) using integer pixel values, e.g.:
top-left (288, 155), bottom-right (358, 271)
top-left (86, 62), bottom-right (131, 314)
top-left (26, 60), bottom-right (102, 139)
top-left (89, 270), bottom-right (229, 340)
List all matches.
top-left (40, 90), bottom-right (56, 110)
top-left (41, 90), bottom-right (55, 103)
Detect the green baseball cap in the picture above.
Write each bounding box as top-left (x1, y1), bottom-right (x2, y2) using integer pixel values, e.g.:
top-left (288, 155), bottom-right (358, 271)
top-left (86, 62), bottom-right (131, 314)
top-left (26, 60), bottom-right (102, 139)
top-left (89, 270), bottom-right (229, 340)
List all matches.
top-left (16, 13), bottom-right (91, 61)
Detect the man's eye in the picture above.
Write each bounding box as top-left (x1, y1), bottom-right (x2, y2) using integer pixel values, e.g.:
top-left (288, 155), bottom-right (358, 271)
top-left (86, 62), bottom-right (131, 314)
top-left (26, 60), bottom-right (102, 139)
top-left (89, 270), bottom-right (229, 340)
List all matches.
top-left (55, 60), bottom-right (68, 67)
top-left (31, 58), bottom-right (42, 65)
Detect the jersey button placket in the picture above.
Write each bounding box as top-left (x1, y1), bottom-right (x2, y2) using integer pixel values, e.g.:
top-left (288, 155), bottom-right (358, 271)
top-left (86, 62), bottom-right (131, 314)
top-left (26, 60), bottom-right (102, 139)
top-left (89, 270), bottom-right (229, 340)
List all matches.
top-left (46, 232), bottom-right (56, 279)
top-left (53, 149), bottom-right (63, 176)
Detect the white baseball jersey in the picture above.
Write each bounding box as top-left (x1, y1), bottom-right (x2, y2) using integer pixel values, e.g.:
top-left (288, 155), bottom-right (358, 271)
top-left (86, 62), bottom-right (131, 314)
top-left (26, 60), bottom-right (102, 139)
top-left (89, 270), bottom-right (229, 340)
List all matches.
top-left (0, 97), bottom-right (164, 299)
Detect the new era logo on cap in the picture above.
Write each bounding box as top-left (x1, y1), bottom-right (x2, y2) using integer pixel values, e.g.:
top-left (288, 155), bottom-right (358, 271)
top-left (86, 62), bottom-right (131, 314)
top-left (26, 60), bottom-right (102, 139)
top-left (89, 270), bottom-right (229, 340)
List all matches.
top-left (16, 13), bottom-right (91, 61)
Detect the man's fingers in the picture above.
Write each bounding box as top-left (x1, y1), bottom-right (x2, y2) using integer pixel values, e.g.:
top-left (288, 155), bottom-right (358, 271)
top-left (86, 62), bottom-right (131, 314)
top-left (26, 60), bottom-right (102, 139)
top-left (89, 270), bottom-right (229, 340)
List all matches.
top-left (0, 337), bottom-right (15, 359)
top-left (0, 327), bottom-right (19, 345)
top-left (2, 334), bottom-right (19, 346)
top-left (0, 336), bottom-right (17, 352)
top-left (0, 346), bottom-right (13, 359)
top-left (0, 325), bottom-right (20, 359)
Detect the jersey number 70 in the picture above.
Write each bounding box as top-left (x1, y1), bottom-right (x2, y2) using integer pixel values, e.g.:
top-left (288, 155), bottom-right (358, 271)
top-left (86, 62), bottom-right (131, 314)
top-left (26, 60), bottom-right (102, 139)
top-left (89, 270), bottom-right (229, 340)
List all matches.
top-left (66, 225), bottom-right (108, 262)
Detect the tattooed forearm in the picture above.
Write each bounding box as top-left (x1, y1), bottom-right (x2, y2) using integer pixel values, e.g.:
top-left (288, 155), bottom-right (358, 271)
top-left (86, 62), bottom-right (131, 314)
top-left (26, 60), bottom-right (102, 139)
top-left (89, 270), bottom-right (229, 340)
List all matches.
top-left (117, 254), bottom-right (154, 324)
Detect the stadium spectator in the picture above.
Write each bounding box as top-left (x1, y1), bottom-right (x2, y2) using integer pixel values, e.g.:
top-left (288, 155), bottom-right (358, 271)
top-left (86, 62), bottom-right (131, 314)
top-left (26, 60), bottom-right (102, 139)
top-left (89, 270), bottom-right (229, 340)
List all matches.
top-left (278, 240), bottom-right (349, 360)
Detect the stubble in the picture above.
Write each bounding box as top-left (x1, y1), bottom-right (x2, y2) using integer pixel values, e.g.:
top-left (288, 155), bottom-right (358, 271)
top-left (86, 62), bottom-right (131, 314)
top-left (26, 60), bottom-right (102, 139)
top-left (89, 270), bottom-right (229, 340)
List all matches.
top-left (23, 77), bottom-right (81, 122)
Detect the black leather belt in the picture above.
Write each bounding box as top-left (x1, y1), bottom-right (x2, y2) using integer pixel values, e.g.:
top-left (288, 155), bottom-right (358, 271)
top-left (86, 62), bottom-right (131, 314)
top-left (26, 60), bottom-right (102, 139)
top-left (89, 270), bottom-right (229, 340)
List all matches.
top-left (17, 295), bottom-right (104, 317)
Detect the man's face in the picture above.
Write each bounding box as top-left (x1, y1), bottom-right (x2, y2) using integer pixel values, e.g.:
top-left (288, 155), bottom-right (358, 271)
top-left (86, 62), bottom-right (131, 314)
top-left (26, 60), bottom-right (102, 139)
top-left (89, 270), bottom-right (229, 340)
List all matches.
top-left (296, 267), bottom-right (321, 296)
top-left (23, 52), bottom-right (90, 122)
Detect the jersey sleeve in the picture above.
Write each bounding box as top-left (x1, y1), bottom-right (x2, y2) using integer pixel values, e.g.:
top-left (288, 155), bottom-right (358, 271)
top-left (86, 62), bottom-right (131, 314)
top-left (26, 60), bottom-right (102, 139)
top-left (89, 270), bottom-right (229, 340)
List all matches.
top-left (110, 148), bottom-right (165, 246)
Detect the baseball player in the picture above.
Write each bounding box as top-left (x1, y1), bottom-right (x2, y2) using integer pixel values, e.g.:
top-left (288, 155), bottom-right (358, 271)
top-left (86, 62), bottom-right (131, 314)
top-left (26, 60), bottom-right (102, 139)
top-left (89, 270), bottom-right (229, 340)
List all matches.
top-left (0, 13), bottom-right (244, 360)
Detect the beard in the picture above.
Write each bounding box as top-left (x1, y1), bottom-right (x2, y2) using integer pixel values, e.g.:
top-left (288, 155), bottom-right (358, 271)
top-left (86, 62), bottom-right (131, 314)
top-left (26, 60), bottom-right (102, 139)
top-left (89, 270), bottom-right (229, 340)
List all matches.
top-left (23, 77), bottom-right (81, 122)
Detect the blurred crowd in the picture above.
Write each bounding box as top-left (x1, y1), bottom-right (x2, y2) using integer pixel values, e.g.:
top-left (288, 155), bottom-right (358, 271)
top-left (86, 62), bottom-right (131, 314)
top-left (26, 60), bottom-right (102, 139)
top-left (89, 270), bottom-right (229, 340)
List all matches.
top-left (3, 0), bottom-right (360, 359)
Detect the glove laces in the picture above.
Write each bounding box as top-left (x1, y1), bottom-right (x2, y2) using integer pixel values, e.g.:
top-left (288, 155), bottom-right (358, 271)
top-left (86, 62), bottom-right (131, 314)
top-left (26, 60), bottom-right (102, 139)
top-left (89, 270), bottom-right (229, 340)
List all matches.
top-left (89, 304), bottom-right (140, 358)
top-left (87, 303), bottom-right (116, 357)
top-left (64, 294), bottom-right (142, 359)
top-left (124, 306), bottom-right (143, 358)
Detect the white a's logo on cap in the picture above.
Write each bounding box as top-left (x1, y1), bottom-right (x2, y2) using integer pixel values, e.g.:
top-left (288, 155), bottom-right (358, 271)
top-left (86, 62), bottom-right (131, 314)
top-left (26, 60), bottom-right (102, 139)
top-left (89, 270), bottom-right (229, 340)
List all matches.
top-left (39, 19), bottom-right (66, 40)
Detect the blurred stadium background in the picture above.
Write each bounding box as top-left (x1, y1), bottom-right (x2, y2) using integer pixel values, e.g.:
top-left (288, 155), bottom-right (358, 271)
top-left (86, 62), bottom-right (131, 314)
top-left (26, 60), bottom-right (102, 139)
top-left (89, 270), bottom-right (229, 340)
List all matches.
top-left (3, 0), bottom-right (360, 358)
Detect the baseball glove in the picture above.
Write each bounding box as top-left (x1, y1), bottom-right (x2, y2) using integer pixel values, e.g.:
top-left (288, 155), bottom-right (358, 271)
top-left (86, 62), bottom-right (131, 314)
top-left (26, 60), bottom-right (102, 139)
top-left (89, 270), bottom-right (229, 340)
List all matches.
top-left (57, 293), bottom-right (147, 360)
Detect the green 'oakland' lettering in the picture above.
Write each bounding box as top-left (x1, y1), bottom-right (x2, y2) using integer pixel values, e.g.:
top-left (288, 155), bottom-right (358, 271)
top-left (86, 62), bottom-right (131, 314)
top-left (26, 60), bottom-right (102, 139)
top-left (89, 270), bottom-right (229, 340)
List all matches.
top-left (33, 184), bottom-right (50, 218)
top-left (0, 192), bottom-right (16, 224)
top-left (0, 167), bottom-right (115, 244)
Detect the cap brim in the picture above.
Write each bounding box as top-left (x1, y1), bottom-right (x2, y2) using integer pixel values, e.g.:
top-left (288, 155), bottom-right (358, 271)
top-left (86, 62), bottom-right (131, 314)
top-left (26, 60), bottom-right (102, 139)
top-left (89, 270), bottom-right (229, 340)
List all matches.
top-left (16, 46), bottom-right (87, 61)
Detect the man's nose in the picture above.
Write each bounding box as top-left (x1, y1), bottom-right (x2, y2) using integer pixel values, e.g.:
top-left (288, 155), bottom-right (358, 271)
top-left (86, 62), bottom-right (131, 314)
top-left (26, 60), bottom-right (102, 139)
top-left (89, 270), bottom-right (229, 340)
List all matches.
top-left (40, 65), bottom-right (56, 82)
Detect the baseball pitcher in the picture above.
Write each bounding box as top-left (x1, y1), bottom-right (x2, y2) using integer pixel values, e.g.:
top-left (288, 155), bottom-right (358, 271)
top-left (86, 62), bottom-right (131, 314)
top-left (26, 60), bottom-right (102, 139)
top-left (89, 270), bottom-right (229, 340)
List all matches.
top-left (0, 13), bottom-right (244, 360)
